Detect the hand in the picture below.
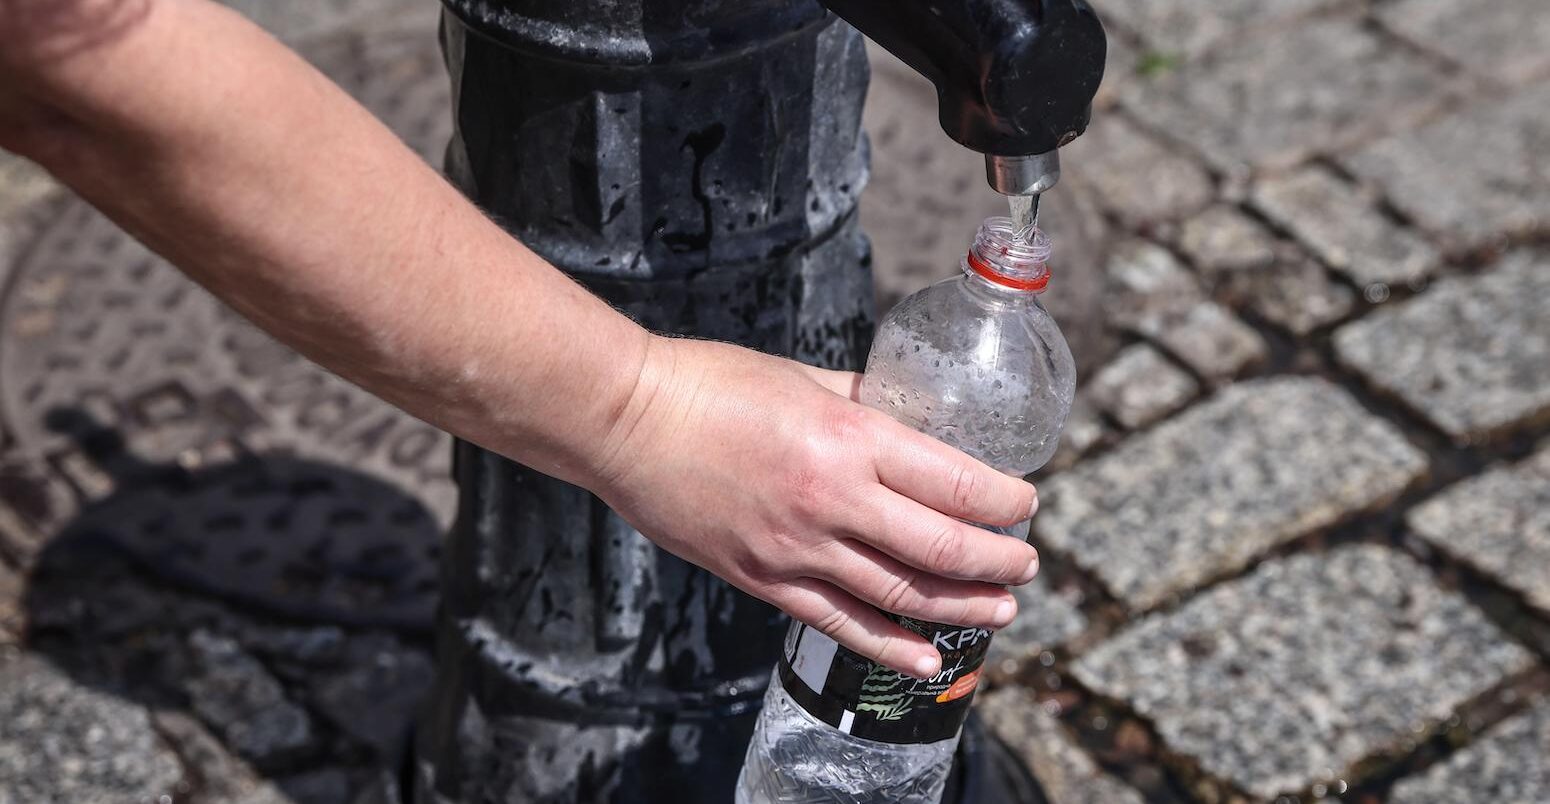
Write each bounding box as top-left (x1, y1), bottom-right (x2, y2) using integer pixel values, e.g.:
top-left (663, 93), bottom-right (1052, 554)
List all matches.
top-left (2, 0), bottom-right (1041, 680)
top-left (587, 336), bottom-right (1041, 679)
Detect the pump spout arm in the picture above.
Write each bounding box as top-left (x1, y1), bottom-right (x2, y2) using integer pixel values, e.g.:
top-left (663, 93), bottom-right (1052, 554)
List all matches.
top-left (819, 0), bottom-right (1107, 197)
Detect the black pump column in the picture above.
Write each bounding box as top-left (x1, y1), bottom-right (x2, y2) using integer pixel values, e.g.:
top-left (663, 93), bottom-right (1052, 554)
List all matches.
top-left (415, 2), bottom-right (874, 802)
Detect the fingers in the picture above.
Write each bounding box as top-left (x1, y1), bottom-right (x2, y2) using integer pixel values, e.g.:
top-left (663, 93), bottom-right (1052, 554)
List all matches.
top-left (808, 540), bottom-right (1017, 630)
top-left (872, 425), bottom-right (1037, 527)
top-left (854, 491), bottom-right (1040, 585)
top-left (775, 577), bottom-right (943, 679)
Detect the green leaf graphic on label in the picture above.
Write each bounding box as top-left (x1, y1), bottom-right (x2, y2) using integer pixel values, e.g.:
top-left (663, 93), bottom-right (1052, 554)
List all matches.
top-left (855, 664), bottom-right (913, 721)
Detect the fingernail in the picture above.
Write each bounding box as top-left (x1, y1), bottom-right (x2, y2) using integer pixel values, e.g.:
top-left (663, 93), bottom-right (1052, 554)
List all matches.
top-left (994, 599), bottom-right (1016, 627)
top-left (1020, 554), bottom-right (1040, 584)
top-left (914, 654), bottom-right (940, 679)
top-left (1028, 489), bottom-right (1040, 519)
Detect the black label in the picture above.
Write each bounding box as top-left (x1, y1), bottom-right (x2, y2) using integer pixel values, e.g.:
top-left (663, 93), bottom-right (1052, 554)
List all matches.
top-left (776, 617), bottom-right (994, 744)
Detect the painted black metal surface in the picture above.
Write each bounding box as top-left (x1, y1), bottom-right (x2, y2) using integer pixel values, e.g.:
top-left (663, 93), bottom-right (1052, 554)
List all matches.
top-left (821, 0), bottom-right (1107, 156)
top-left (417, 2), bottom-right (874, 802)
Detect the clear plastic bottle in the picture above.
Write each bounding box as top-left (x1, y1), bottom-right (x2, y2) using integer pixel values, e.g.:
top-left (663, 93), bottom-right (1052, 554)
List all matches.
top-left (736, 217), bottom-right (1076, 803)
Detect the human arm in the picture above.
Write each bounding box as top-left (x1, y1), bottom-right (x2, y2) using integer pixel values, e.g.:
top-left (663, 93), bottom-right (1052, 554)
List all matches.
top-left (0, 0), bottom-right (1041, 677)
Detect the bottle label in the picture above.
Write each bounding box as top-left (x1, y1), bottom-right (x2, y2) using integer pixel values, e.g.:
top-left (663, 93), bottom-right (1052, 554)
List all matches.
top-left (776, 617), bottom-right (993, 744)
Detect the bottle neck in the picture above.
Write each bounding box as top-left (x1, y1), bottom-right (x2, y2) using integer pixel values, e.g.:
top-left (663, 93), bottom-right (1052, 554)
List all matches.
top-left (962, 217), bottom-right (1052, 295)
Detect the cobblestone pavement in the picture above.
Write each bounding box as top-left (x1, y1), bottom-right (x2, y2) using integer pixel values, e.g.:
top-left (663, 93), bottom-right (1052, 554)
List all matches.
top-left (3, 1), bottom-right (1550, 803)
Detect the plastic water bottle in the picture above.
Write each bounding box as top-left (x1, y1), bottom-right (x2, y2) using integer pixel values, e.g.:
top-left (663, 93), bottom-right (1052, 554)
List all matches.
top-left (735, 216), bottom-right (1076, 803)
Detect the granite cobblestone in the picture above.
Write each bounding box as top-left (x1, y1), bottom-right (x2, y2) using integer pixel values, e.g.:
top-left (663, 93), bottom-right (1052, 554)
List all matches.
top-left (1098, 0), bottom-right (1339, 61)
top-left (1062, 115), bottom-right (1215, 227)
top-left (1073, 546), bottom-right (1536, 800)
top-left (1409, 445), bottom-right (1550, 615)
top-left (1176, 205), bottom-right (1357, 335)
top-left (1142, 301), bottom-right (1267, 381)
top-left (1037, 377), bottom-right (1427, 609)
top-left (1389, 698), bottom-right (1550, 804)
top-left (184, 630), bottom-right (316, 765)
top-left (1089, 344), bottom-right (1198, 429)
top-left (1176, 205), bottom-right (1277, 276)
top-left (996, 579), bottom-right (1090, 664)
top-left (1253, 166), bottom-right (1439, 290)
top-left (1378, 0), bottom-right (1550, 85)
top-left (1344, 85), bottom-right (1550, 252)
top-left (1227, 255), bottom-right (1357, 336)
top-left (1334, 250), bottom-right (1550, 443)
top-left (1124, 19), bottom-right (1452, 173)
top-left (978, 687), bottom-right (1146, 804)
top-left (1042, 396), bottom-right (1110, 475)
top-left (0, 655), bottom-right (184, 803)
top-left (2, 0), bottom-right (1549, 801)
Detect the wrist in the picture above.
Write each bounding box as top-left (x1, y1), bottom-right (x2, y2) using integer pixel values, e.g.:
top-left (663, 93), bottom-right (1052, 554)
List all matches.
top-left (580, 331), bottom-right (682, 495)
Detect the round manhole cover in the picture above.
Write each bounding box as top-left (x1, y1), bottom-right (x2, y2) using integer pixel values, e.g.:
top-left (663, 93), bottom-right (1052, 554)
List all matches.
top-left (0, 17), bottom-right (458, 629)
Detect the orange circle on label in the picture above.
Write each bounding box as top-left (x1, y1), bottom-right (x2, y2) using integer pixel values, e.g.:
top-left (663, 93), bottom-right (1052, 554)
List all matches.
top-left (936, 669), bottom-right (982, 703)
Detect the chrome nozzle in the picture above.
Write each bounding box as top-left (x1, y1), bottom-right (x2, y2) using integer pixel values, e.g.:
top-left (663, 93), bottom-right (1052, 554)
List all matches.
top-left (985, 151), bottom-right (1061, 197)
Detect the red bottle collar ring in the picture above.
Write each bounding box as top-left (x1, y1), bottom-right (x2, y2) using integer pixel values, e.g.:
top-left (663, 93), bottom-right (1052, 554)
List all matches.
top-left (966, 250), bottom-right (1050, 292)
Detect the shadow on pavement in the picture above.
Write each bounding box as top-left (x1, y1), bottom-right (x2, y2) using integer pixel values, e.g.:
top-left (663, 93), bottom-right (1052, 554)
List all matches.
top-left (21, 407), bottom-right (441, 803)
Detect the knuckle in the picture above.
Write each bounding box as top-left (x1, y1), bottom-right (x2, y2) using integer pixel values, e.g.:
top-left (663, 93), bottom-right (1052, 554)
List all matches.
top-left (877, 572), bottom-right (917, 614)
top-left (790, 428), bottom-right (852, 514)
top-left (783, 464), bottom-right (829, 518)
top-left (955, 598), bottom-right (982, 627)
top-left (819, 403), bottom-right (875, 446)
top-left (948, 462), bottom-right (981, 513)
top-left (925, 524), bottom-right (968, 575)
top-left (814, 606), bottom-right (852, 638)
top-left (765, 530), bottom-right (810, 567)
top-left (732, 548), bottom-right (783, 588)
top-left (985, 486), bottom-right (1028, 528)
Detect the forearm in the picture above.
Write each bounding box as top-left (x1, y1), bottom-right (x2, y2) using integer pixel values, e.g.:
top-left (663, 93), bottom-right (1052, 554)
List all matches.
top-left (0, 0), bottom-right (649, 485)
top-left (0, 0), bottom-right (1053, 677)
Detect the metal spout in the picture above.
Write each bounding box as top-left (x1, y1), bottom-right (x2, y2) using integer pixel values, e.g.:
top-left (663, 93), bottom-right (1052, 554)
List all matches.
top-left (986, 151), bottom-right (1061, 197)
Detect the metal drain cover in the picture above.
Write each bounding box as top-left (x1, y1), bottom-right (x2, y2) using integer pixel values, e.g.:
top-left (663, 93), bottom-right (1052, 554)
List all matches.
top-left (0, 16), bottom-right (457, 629)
